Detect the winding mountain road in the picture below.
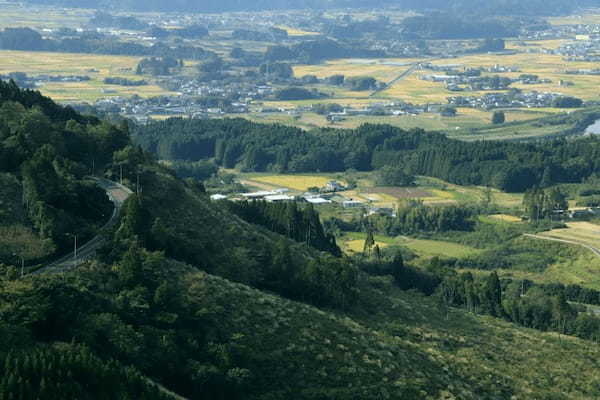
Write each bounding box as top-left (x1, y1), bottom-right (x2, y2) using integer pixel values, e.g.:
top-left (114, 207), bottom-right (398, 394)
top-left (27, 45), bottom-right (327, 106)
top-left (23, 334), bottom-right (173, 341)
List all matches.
top-left (33, 178), bottom-right (133, 274)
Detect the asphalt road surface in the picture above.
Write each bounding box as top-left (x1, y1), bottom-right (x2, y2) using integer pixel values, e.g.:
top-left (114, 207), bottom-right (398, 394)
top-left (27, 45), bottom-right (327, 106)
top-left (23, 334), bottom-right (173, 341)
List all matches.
top-left (33, 178), bottom-right (133, 274)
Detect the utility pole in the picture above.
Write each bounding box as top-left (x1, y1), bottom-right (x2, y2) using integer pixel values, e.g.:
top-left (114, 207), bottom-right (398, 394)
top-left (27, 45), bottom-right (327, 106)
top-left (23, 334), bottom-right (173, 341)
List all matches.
top-left (12, 253), bottom-right (24, 277)
top-left (73, 235), bottom-right (78, 268)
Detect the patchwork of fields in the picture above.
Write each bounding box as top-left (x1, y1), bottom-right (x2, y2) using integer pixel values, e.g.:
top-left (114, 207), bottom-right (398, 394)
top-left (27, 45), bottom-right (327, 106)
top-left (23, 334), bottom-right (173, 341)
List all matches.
top-left (0, 50), bottom-right (177, 102)
top-left (290, 50), bottom-right (600, 105)
top-left (239, 173), bottom-right (524, 209)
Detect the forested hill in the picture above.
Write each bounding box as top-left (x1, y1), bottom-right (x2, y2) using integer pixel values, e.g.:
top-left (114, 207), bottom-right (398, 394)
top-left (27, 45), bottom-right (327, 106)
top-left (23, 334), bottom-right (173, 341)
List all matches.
top-left (133, 116), bottom-right (600, 192)
top-left (23, 0), bottom-right (582, 15)
top-left (0, 80), bottom-right (125, 254)
top-left (7, 81), bottom-right (600, 399)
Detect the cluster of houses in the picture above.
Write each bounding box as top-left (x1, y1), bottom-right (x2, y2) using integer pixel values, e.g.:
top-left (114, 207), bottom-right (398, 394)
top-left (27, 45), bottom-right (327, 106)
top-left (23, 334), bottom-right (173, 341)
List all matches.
top-left (556, 39), bottom-right (600, 62)
top-left (93, 93), bottom-right (251, 121)
top-left (447, 90), bottom-right (568, 110)
top-left (420, 63), bottom-right (551, 92)
top-left (209, 180), bottom-right (396, 217)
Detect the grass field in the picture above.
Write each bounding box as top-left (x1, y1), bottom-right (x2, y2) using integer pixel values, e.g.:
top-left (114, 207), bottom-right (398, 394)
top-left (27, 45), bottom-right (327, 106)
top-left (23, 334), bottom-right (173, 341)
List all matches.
top-left (244, 174), bottom-right (343, 192)
top-left (492, 247), bottom-right (600, 291)
top-left (0, 50), bottom-right (176, 102)
top-left (341, 231), bottom-right (481, 258)
top-left (548, 13), bottom-right (600, 26)
top-left (0, 3), bottom-right (91, 29)
top-left (538, 222), bottom-right (600, 249)
top-left (275, 25), bottom-right (320, 36)
top-left (239, 108), bottom-right (554, 134)
top-left (293, 59), bottom-right (417, 82)
top-left (488, 214), bottom-right (523, 223)
top-left (416, 177), bottom-right (524, 207)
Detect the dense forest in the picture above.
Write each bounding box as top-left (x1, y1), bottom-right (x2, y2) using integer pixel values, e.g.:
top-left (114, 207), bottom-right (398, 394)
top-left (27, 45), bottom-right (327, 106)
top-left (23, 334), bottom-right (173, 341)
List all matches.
top-left (0, 80), bottom-right (129, 255)
top-left (133, 116), bottom-right (600, 193)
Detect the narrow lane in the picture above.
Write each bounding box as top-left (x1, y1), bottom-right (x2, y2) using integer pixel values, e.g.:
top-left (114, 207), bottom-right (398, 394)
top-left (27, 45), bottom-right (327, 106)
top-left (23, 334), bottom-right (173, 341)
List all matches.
top-left (524, 233), bottom-right (600, 258)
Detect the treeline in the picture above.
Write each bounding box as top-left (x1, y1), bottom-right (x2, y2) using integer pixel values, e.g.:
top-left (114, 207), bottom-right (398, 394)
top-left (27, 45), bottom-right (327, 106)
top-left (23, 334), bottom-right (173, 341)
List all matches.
top-left (400, 13), bottom-right (519, 40)
top-left (0, 27), bottom-right (215, 60)
top-left (0, 346), bottom-right (169, 400)
top-left (226, 200), bottom-right (341, 255)
top-left (437, 270), bottom-right (600, 342)
top-left (134, 116), bottom-right (600, 192)
top-left (358, 246), bottom-right (600, 343)
top-left (264, 39), bottom-right (385, 64)
top-left (89, 11), bottom-right (148, 30)
top-left (103, 76), bottom-right (148, 86)
top-left (326, 202), bottom-right (475, 237)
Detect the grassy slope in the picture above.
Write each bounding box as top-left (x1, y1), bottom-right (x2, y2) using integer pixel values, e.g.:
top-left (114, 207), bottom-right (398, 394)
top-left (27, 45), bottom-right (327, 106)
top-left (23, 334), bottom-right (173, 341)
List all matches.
top-left (179, 269), bottom-right (463, 399)
top-left (358, 278), bottom-right (600, 399)
top-left (152, 261), bottom-right (600, 399)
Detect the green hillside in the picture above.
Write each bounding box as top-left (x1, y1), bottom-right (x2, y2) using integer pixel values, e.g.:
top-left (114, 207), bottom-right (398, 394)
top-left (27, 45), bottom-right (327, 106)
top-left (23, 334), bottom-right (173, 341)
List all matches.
top-left (4, 81), bottom-right (600, 399)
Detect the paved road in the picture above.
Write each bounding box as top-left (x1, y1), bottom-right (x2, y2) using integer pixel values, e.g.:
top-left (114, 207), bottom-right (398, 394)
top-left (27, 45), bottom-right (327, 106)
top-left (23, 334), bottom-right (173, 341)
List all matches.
top-left (524, 233), bottom-right (600, 258)
top-left (144, 378), bottom-right (189, 400)
top-left (33, 178), bottom-right (133, 274)
top-left (369, 63), bottom-right (422, 98)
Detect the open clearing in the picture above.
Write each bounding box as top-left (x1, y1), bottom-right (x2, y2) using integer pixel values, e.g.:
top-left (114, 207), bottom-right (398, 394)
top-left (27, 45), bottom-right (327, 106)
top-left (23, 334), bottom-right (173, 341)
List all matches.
top-left (240, 108), bottom-right (553, 134)
top-left (362, 186), bottom-right (432, 199)
top-left (488, 214), bottom-right (522, 223)
top-left (341, 232), bottom-right (480, 258)
top-left (245, 174), bottom-right (342, 192)
top-left (493, 248), bottom-right (600, 291)
top-left (293, 58), bottom-right (418, 82)
top-left (538, 222), bottom-right (600, 250)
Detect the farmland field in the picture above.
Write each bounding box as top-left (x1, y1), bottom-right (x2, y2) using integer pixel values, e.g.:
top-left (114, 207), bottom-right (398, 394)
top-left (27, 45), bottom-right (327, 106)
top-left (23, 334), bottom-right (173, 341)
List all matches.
top-left (362, 186), bottom-right (432, 199)
top-left (238, 173), bottom-right (523, 210)
top-left (276, 25), bottom-right (320, 36)
top-left (244, 174), bottom-right (343, 192)
top-left (240, 108), bottom-right (554, 133)
top-left (548, 13), bottom-right (600, 26)
top-left (0, 3), bottom-right (91, 29)
top-left (291, 48), bottom-right (600, 115)
top-left (293, 58), bottom-right (418, 82)
top-left (0, 50), bottom-right (177, 102)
